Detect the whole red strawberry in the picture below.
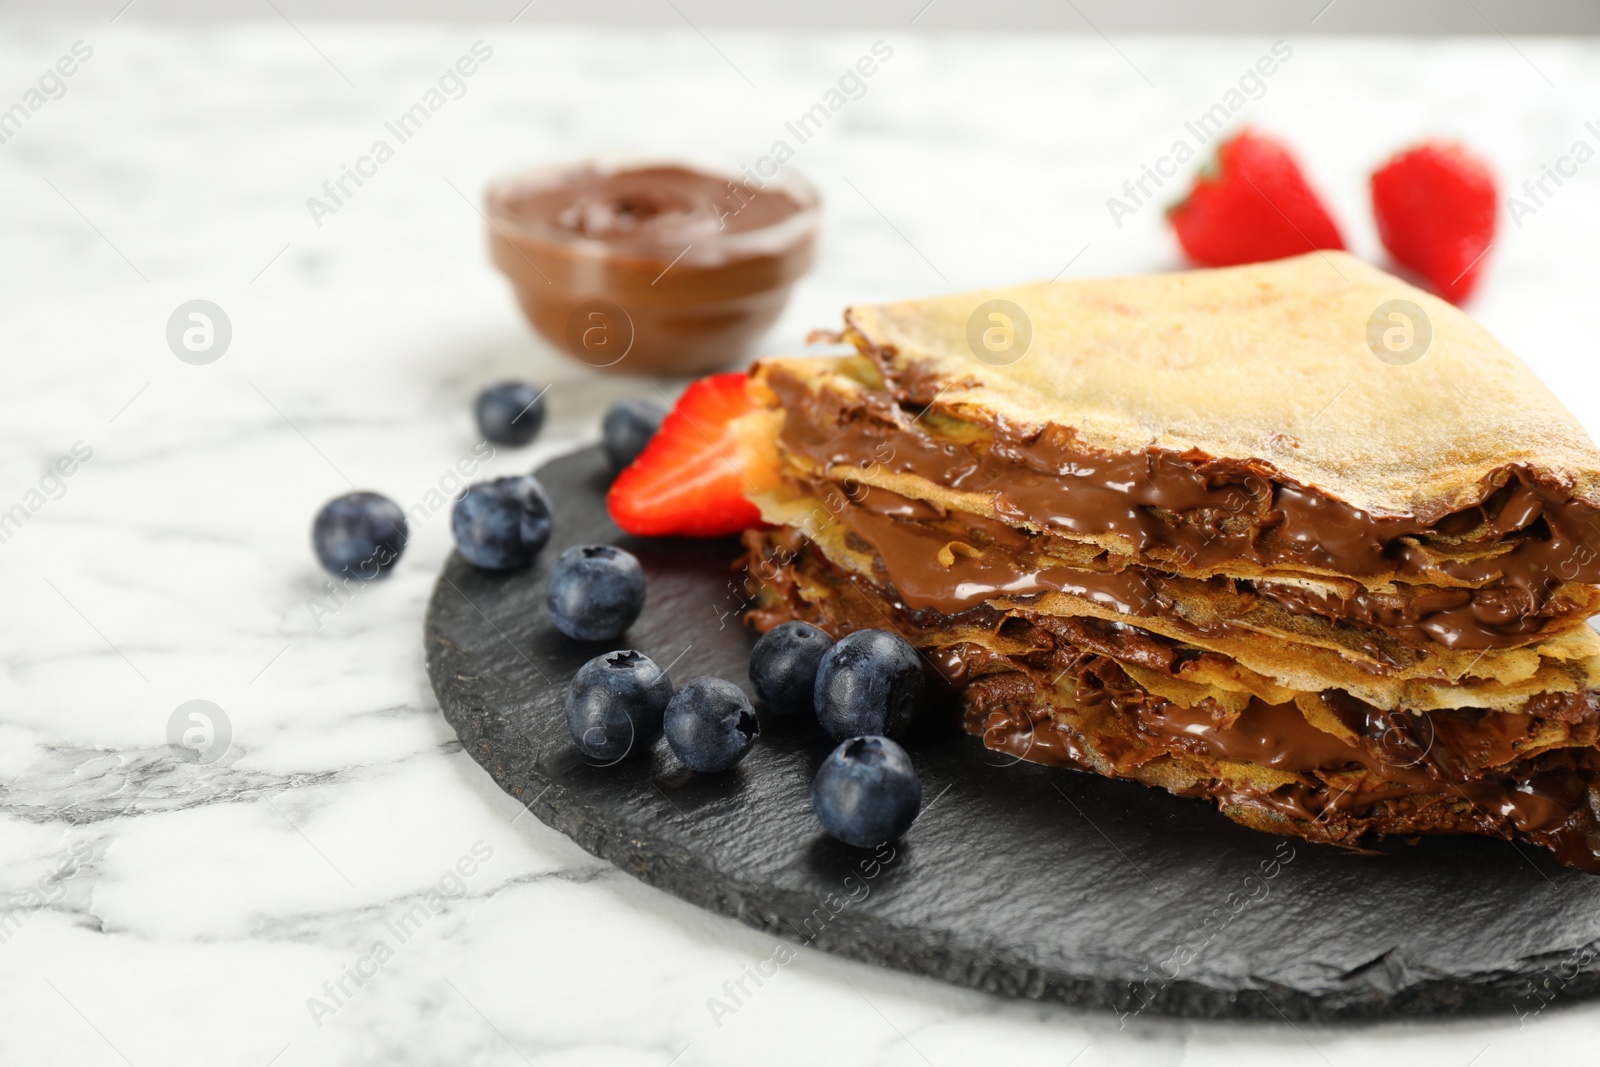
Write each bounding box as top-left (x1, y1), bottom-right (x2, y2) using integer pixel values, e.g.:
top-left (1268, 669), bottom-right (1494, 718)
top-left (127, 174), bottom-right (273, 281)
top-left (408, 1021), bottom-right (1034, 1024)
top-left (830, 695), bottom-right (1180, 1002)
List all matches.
top-left (1168, 129), bottom-right (1345, 266)
top-left (1371, 141), bottom-right (1497, 304)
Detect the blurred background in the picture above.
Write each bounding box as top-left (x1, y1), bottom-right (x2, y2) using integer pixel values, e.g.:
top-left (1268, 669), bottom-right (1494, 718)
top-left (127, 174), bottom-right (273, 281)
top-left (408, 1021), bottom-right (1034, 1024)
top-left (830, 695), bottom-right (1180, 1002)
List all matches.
top-left (3, 0), bottom-right (1600, 33)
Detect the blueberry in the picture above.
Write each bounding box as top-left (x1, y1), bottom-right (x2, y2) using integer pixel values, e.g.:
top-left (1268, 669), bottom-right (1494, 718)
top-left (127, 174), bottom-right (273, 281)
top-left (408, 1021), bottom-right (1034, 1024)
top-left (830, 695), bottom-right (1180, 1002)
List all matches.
top-left (813, 628), bottom-right (924, 740)
top-left (546, 544), bottom-right (646, 641)
top-left (749, 621), bottom-right (833, 717)
top-left (312, 491), bottom-right (407, 579)
top-left (812, 736), bottom-right (922, 847)
top-left (664, 677), bottom-right (759, 772)
top-left (451, 476), bottom-right (553, 570)
top-left (602, 398), bottom-right (666, 472)
top-left (475, 381), bottom-right (546, 446)
top-left (565, 649), bottom-right (673, 762)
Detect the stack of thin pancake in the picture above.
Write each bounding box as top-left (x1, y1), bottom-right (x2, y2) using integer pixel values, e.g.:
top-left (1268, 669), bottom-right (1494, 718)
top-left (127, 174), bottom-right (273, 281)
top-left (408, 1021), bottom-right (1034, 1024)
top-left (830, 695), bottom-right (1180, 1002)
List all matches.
top-left (738, 252), bottom-right (1600, 871)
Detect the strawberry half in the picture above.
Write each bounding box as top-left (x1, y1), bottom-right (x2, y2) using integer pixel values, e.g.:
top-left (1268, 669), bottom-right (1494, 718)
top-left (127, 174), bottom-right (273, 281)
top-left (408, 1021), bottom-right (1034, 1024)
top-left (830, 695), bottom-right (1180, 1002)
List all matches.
top-left (1168, 128), bottom-right (1345, 267)
top-left (1371, 141), bottom-right (1497, 304)
top-left (607, 373), bottom-right (770, 538)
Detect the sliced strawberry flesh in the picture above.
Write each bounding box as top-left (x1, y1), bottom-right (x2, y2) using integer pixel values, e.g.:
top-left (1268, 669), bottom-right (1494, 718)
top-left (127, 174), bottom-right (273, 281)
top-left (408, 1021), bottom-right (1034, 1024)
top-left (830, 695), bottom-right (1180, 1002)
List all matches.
top-left (607, 373), bottom-right (764, 538)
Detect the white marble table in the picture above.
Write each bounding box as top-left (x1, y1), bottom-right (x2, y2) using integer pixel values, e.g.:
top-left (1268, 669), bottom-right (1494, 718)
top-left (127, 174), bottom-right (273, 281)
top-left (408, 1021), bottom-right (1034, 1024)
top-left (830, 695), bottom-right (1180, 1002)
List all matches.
top-left (3, 16), bottom-right (1600, 1066)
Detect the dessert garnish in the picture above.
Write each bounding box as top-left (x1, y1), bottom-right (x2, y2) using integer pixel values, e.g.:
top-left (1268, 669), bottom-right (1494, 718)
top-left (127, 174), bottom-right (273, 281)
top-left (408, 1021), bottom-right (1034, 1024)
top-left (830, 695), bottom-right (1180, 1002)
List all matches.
top-left (1372, 140), bottom-right (1498, 303)
top-left (1167, 128), bottom-right (1344, 266)
top-left (664, 678), bottom-right (760, 773)
top-left (601, 398), bottom-right (667, 473)
top-left (312, 491), bottom-right (408, 579)
top-left (451, 475), bottom-right (553, 570)
top-left (812, 737), bottom-right (922, 848)
top-left (546, 544), bottom-right (646, 642)
top-left (566, 649), bottom-right (672, 763)
top-left (749, 620), bottom-right (834, 718)
top-left (813, 629), bottom-right (924, 741)
top-left (607, 372), bottom-right (773, 537)
top-left (474, 380), bottom-right (547, 446)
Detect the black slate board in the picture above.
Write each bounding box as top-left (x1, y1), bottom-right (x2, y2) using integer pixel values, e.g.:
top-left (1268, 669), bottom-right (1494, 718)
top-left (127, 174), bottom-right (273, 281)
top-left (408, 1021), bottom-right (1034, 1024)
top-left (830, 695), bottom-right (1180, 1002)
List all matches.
top-left (425, 446), bottom-right (1600, 1022)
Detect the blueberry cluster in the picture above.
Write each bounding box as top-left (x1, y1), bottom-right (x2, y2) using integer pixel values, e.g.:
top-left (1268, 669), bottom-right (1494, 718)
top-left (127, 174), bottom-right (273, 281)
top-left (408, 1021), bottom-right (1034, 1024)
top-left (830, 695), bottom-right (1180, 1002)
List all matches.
top-left (309, 387), bottom-right (657, 584)
top-left (756, 622), bottom-right (924, 847)
top-left (570, 618), bottom-right (925, 848)
top-left (309, 379), bottom-right (551, 582)
top-left (310, 385), bottom-right (922, 847)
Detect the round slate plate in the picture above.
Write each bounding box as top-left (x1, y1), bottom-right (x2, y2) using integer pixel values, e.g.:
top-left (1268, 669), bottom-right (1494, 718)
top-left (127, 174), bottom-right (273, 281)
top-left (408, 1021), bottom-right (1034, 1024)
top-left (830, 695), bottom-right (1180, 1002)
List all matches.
top-left (425, 446), bottom-right (1600, 1022)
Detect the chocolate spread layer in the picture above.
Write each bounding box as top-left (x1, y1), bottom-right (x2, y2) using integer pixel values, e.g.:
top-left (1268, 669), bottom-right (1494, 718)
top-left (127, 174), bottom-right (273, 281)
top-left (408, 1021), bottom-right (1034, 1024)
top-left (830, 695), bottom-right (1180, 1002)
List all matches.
top-left (740, 528), bottom-right (1600, 872)
top-left (800, 475), bottom-right (1586, 658)
top-left (961, 656), bottom-right (1600, 872)
top-left (765, 368), bottom-right (1600, 606)
top-left (1246, 579), bottom-right (1573, 652)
